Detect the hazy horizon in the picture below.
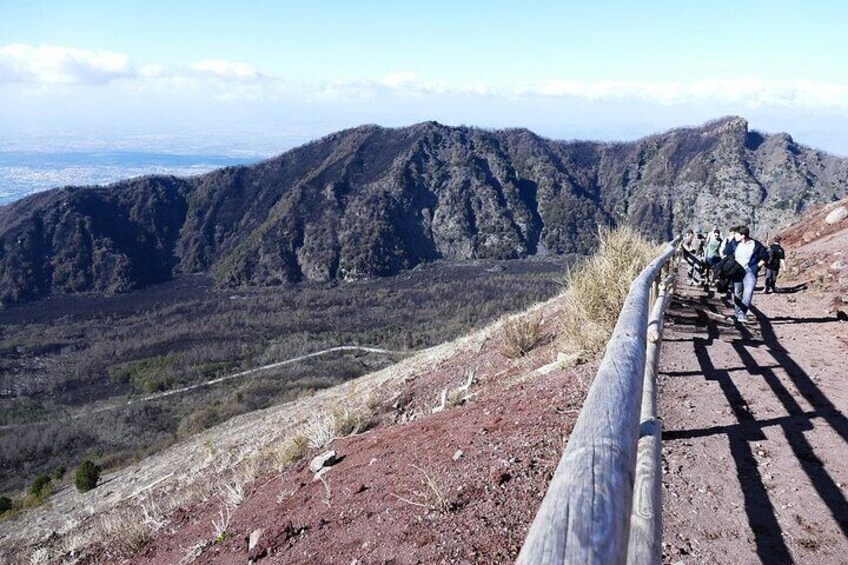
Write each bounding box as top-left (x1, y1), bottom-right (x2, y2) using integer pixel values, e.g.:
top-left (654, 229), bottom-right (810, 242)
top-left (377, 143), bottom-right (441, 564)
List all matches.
top-left (3, 113), bottom-right (848, 205)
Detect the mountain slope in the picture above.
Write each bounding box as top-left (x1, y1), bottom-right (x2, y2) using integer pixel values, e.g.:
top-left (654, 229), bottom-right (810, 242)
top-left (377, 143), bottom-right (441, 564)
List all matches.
top-left (2, 117), bottom-right (847, 306)
top-left (0, 293), bottom-right (594, 564)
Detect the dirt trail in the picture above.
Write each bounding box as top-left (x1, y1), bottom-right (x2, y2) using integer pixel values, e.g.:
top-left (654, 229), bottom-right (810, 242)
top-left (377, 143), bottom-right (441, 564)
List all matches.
top-left (658, 282), bottom-right (848, 564)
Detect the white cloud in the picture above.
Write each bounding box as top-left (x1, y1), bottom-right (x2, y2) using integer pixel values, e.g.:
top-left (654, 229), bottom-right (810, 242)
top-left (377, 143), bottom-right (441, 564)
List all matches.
top-left (380, 71), bottom-right (416, 88)
top-left (192, 59), bottom-right (260, 80)
top-left (515, 78), bottom-right (848, 109)
top-left (0, 43), bottom-right (133, 84)
top-left (139, 64), bottom-right (166, 78)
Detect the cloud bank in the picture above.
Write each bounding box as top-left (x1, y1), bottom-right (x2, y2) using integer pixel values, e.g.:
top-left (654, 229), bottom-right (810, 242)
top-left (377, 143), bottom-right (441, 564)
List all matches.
top-left (0, 43), bottom-right (133, 84)
top-left (2, 43), bottom-right (848, 111)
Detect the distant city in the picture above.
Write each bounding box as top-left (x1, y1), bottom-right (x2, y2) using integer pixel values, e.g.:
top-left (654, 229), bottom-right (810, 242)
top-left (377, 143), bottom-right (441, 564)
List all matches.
top-left (0, 151), bottom-right (264, 204)
top-left (0, 128), bottom-right (316, 205)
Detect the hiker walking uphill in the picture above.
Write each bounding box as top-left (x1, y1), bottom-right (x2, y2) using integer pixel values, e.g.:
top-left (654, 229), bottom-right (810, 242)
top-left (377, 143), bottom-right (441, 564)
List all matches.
top-left (703, 228), bottom-right (723, 284)
top-left (730, 225), bottom-right (769, 324)
top-left (683, 229), bottom-right (706, 285)
top-left (764, 235), bottom-right (786, 293)
top-left (704, 229), bottom-right (722, 268)
top-left (721, 226), bottom-right (738, 258)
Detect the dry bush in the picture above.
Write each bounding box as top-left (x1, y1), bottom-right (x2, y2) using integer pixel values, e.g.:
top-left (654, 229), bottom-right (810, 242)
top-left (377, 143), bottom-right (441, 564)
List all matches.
top-left (140, 497), bottom-right (167, 532)
top-left (218, 480), bottom-right (244, 508)
top-left (557, 226), bottom-right (659, 356)
top-left (498, 314), bottom-right (543, 359)
top-left (58, 532), bottom-right (91, 560)
top-left (177, 541), bottom-right (208, 565)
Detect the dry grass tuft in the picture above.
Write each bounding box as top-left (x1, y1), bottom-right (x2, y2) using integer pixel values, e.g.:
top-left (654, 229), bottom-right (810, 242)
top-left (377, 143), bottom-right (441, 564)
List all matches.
top-left (211, 504), bottom-right (232, 543)
top-left (100, 508), bottom-right (154, 558)
top-left (302, 403), bottom-right (368, 449)
top-left (218, 480), bottom-right (244, 508)
top-left (557, 226), bottom-right (659, 356)
top-left (272, 434), bottom-right (309, 469)
top-left (391, 465), bottom-right (451, 515)
top-left (498, 314), bottom-right (543, 359)
top-left (29, 548), bottom-right (49, 565)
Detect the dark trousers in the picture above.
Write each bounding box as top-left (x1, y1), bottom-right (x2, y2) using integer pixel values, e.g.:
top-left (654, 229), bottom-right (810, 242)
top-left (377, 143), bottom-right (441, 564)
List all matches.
top-left (683, 248), bottom-right (705, 284)
top-left (764, 267), bottom-right (779, 291)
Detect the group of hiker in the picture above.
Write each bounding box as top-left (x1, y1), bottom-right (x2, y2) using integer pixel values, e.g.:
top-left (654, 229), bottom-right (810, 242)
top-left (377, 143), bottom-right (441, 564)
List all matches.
top-left (682, 226), bottom-right (786, 324)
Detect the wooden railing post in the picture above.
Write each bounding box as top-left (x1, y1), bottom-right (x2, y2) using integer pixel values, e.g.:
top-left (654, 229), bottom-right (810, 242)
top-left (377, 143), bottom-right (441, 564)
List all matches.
top-left (627, 273), bottom-right (676, 565)
top-left (518, 237), bottom-right (681, 565)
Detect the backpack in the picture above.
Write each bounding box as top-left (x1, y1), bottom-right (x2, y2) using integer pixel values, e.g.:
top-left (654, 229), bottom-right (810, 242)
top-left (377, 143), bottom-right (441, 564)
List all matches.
top-left (712, 255), bottom-right (746, 292)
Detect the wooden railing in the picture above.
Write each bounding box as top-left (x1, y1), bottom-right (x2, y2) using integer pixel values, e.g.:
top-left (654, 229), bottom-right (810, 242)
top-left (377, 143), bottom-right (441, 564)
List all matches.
top-left (517, 236), bottom-right (682, 565)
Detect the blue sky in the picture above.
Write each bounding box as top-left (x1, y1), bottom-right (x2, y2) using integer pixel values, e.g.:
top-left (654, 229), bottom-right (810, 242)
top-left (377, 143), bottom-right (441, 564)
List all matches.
top-left (3, 0), bottom-right (848, 155)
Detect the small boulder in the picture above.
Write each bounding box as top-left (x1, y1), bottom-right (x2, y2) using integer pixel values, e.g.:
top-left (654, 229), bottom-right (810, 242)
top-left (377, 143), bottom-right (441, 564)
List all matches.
top-left (831, 260), bottom-right (847, 271)
top-left (825, 206), bottom-right (848, 225)
top-left (248, 528), bottom-right (264, 551)
top-left (309, 450), bottom-right (337, 473)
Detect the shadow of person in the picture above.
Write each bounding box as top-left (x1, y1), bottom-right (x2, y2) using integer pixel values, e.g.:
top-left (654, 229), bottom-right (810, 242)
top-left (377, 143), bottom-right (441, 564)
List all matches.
top-left (766, 315), bottom-right (840, 325)
top-left (774, 283), bottom-right (808, 294)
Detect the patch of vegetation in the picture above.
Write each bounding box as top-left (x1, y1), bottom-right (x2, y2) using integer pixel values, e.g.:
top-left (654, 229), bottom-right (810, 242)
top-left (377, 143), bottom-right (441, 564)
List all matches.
top-left (0, 257), bottom-right (568, 493)
top-left (109, 354), bottom-right (179, 393)
top-left (24, 474), bottom-right (52, 507)
top-left (557, 226), bottom-right (659, 355)
top-left (75, 460), bottom-right (101, 493)
top-left (272, 435), bottom-right (310, 469)
top-left (302, 402), bottom-right (369, 449)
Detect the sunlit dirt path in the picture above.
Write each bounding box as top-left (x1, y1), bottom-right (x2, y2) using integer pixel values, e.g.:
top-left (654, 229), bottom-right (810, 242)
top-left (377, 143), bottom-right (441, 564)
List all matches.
top-left (658, 282), bottom-right (848, 564)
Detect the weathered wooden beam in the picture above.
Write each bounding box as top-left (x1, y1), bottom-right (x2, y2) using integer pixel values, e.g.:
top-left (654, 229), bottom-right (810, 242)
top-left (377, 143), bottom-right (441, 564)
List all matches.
top-left (627, 417), bottom-right (663, 565)
top-left (517, 240), bottom-right (680, 565)
top-left (626, 273), bottom-right (676, 565)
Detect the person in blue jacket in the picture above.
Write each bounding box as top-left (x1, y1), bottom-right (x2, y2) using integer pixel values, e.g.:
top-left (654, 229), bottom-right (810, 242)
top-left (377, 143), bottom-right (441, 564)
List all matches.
top-left (731, 225), bottom-right (769, 324)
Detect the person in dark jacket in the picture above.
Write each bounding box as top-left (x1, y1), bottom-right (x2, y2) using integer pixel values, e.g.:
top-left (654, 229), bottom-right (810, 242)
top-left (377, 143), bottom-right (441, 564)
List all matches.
top-left (721, 226), bottom-right (738, 258)
top-left (731, 225), bottom-right (770, 323)
top-left (764, 235), bottom-right (786, 293)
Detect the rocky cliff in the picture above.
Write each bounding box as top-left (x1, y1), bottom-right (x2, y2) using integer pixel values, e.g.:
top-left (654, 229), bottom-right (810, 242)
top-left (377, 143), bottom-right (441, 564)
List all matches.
top-left (1, 116), bottom-right (846, 305)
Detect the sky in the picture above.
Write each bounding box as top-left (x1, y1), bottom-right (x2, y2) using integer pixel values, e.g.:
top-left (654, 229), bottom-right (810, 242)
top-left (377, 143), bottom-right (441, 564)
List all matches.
top-left (3, 0), bottom-right (848, 156)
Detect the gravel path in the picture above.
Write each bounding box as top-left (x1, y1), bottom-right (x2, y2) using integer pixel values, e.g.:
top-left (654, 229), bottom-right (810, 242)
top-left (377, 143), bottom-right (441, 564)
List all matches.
top-left (658, 282), bottom-right (848, 564)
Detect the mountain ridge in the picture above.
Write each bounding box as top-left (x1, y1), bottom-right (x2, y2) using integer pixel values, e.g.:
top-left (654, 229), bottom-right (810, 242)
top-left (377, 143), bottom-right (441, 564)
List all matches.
top-left (2, 116), bottom-right (847, 306)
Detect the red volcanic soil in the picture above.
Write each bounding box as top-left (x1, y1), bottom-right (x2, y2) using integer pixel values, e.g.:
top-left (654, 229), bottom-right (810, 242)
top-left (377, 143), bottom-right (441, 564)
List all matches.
top-left (92, 304), bottom-right (595, 565)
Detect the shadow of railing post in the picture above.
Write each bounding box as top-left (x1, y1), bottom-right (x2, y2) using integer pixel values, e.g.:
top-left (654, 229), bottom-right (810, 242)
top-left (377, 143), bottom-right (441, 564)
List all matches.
top-left (517, 237), bottom-right (681, 565)
top-left (661, 291), bottom-right (848, 562)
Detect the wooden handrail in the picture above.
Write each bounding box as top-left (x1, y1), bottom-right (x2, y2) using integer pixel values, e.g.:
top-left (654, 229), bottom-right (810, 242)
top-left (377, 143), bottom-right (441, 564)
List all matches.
top-left (517, 237), bottom-right (681, 565)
